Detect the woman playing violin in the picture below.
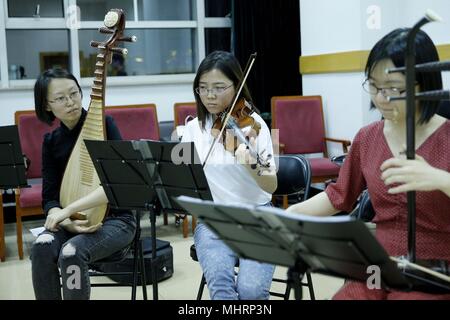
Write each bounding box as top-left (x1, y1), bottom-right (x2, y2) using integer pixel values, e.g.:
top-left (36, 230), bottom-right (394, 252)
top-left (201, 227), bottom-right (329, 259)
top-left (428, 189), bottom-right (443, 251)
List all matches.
top-left (181, 50), bottom-right (277, 300)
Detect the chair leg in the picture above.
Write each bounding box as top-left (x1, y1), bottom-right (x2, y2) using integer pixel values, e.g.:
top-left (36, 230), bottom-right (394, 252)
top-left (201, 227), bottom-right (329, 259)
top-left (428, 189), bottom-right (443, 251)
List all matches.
top-left (182, 216), bottom-right (188, 238)
top-left (282, 195), bottom-right (288, 209)
top-left (192, 216), bottom-right (197, 233)
top-left (163, 212), bottom-right (168, 225)
top-left (16, 213), bottom-right (23, 260)
top-left (196, 274), bottom-right (206, 300)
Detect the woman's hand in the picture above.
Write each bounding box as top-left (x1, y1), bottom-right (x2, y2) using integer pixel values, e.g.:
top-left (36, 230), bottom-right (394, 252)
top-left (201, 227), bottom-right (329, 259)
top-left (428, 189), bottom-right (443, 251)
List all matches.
top-left (235, 136), bottom-right (277, 193)
top-left (61, 219), bottom-right (102, 234)
top-left (44, 207), bottom-right (73, 231)
top-left (381, 155), bottom-right (450, 196)
top-left (234, 136), bottom-right (258, 167)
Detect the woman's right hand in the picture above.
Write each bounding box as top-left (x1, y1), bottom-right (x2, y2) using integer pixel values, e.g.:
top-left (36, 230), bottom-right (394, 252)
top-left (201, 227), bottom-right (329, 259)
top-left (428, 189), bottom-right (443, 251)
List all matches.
top-left (61, 219), bottom-right (102, 234)
top-left (45, 207), bottom-right (73, 231)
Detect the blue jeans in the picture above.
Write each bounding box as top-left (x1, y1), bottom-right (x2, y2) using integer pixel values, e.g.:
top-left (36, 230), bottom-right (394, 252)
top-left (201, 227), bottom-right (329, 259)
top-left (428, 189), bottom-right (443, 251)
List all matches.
top-left (31, 214), bottom-right (136, 300)
top-left (194, 222), bottom-right (275, 300)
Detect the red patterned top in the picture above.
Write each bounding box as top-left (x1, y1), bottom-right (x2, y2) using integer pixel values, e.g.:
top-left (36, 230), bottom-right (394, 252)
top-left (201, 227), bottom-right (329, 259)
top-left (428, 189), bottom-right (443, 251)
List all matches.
top-left (326, 120), bottom-right (450, 261)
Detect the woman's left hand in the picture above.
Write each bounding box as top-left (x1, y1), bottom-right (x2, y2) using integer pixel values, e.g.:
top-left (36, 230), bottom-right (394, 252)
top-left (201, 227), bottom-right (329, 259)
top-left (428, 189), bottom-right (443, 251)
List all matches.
top-left (235, 136), bottom-right (257, 166)
top-left (380, 155), bottom-right (446, 194)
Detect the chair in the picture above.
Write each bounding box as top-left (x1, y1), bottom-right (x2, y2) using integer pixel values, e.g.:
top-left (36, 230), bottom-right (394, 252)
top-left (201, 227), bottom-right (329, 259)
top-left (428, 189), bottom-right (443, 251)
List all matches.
top-left (191, 154), bottom-right (316, 300)
top-left (88, 211), bottom-right (148, 300)
top-left (105, 105), bottom-right (168, 223)
top-left (173, 102), bottom-right (198, 238)
top-left (158, 120), bottom-right (175, 142)
top-left (272, 154), bottom-right (311, 209)
top-left (174, 102), bottom-right (197, 127)
top-left (271, 95), bottom-right (351, 184)
top-left (105, 104), bottom-right (160, 141)
top-left (350, 189), bottom-right (375, 222)
top-left (14, 110), bottom-right (59, 260)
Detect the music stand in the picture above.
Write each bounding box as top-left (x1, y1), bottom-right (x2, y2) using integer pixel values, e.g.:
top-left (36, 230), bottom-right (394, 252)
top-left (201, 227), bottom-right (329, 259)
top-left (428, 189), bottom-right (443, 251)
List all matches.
top-left (0, 125), bottom-right (29, 262)
top-left (175, 196), bottom-right (450, 299)
top-left (84, 139), bottom-right (212, 299)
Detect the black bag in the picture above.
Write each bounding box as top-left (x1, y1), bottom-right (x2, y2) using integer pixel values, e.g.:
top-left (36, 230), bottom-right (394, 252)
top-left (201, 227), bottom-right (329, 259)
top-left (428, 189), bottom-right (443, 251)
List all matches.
top-left (97, 237), bottom-right (174, 285)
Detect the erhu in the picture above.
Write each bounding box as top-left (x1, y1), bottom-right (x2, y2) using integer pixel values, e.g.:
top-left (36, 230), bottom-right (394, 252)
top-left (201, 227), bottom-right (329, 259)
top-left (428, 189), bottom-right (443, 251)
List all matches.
top-left (386, 9), bottom-right (450, 291)
top-left (59, 9), bottom-right (136, 226)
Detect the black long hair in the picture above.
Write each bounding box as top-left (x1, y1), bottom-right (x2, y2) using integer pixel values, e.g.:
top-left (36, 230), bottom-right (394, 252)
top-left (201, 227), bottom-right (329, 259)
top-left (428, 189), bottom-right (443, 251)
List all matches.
top-left (34, 68), bottom-right (82, 125)
top-left (365, 28), bottom-right (442, 124)
top-left (193, 51), bottom-right (254, 129)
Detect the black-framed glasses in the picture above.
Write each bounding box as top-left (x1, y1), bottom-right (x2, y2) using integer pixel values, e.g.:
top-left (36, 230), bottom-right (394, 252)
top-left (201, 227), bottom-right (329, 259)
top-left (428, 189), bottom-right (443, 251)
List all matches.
top-left (195, 84), bottom-right (233, 96)
top-left (362, 79), bottom-right (406, 97)
top-left (48, 90), bottom-right (81, 105)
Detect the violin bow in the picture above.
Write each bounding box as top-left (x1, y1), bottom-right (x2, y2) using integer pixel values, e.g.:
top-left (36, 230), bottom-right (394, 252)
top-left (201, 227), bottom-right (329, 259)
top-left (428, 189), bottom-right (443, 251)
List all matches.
top-left (202, 52), bottom-right (257, 168)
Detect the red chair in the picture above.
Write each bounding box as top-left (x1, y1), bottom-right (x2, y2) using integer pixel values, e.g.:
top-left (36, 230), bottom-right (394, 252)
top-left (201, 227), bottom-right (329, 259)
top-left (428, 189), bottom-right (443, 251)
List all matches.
top-left (173, 102), bottom-right (197, 238)
top-left (105, 104), bottom-right (160, 141)
top-left (271, 95), bottom-right (351, 184)
top-left (105, 104), bottom-right (167, 225)
top-left (174, 102), bottom-right (197, 127)
top-left (14, 110), bottom-right (59, 259)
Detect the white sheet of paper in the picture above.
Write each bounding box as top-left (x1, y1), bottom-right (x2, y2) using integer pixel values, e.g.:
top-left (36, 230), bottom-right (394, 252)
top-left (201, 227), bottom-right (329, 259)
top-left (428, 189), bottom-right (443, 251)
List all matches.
top-left (30, 227), bottom-right (45, 237)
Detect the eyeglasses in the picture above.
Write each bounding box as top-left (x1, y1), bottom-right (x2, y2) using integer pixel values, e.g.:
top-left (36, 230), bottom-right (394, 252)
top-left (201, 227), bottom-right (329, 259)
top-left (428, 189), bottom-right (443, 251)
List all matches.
top-left (195, 84), bottom-right (233, 96)
top-left (48, 90), bottom-right (81, 106)
top-left (362, 80), bottom-right (406, 97)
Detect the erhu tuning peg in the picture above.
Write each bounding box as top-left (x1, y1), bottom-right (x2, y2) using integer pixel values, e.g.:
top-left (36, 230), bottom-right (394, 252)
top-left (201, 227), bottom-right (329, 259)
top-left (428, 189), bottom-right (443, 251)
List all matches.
top-left (99, 27), bottom-right (114, 34)
top-left (111, 47), bottom-right (128, 56)
top-left (90, 41), bottom-right (101, 48)
top-left (118, 36), bottom-right (137, 43)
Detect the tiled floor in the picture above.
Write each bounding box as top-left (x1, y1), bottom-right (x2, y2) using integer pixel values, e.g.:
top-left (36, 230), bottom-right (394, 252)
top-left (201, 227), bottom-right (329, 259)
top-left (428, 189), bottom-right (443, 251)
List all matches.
top-left (0, 214), bottom-right (344, 300)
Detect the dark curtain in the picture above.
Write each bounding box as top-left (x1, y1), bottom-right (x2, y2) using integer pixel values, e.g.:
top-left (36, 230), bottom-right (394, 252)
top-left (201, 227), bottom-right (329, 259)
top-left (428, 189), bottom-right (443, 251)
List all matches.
top-left (232, 0), bottom-right (302, 118)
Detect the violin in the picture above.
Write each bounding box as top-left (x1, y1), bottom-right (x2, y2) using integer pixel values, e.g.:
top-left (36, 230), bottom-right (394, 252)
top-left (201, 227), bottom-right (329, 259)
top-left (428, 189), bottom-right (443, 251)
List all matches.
top-left (203, 53), bottom-right (271, 169)
top-left (211, 98), bottom-right (270, 168)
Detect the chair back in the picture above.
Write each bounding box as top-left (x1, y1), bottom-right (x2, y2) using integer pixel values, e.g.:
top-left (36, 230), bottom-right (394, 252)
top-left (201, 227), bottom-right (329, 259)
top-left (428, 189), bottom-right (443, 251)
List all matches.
top-left (14, 110), bottom-right (59, 179)
top-left (174, 102), bottom-right (197, 126)
top-left (350, 189), bottom-right (376, 222)
top-left (105, 104), bottom-right (159, 140)
top-left (158, 120), bottom-right (175, 141)
top-left (273, 154), bottom-right (311, 201)
top-left (271, 95), bottom-right (326, 154)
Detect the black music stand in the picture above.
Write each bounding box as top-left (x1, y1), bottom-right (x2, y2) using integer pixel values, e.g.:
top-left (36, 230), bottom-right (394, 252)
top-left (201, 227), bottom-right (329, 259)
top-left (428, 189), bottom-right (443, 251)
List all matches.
top-left (0, 125), bottom-right (29, 262)
top-left (174, 196), bottom-right (450, 299)
top-left (84, 139), bottom-right (213, 299)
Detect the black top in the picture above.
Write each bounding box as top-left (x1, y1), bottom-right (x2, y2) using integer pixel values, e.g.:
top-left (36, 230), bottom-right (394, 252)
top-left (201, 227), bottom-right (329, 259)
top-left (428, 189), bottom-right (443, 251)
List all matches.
top-left (41, 109), bottom-right (123, 216)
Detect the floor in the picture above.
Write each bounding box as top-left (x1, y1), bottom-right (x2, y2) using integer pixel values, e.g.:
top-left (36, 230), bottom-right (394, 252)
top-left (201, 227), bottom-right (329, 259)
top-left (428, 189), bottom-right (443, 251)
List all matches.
top-left (0, 214), bottom-right (344, 300)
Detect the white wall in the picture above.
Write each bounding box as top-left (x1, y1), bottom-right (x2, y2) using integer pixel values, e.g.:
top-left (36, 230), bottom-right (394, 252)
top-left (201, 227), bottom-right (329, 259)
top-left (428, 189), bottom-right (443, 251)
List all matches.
top-left (0, 80), bottom-right (195, 126)
top-left (300, 0), bottom-right (450, 156)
